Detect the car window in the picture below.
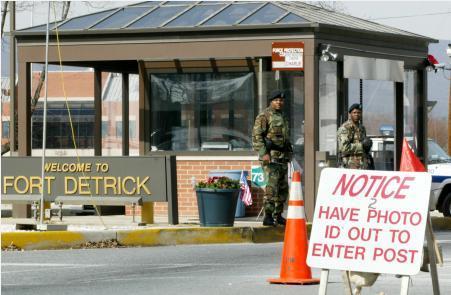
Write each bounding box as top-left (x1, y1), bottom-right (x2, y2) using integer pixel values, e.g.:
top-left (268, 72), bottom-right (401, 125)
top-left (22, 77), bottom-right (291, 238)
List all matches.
top-left (428, 140), bottom-right (450, 163)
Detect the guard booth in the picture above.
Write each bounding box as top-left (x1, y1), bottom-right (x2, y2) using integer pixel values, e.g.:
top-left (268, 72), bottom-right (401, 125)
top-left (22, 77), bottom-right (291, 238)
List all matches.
top-left (7, 1), bottom-right (436, 220)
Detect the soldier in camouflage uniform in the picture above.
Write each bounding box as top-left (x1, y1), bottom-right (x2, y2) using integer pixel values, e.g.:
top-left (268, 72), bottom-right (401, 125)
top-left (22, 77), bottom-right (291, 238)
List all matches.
top-left (338, 103), bottom-right (377, 294)
top-left (337, 103), bottom-right (372, 169)
top-left (252, 90), bottom-right (292, 226)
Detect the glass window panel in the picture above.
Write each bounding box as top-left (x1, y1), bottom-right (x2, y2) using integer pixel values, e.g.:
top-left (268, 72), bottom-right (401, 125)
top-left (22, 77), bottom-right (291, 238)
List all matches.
top-left (116, 121), bottom-right (123, 137)
top-left (31, 102), bottom-right (94, 151)
top-left (404, 71), bottom-right (416, 138)
top-left (93, 7), bottom-right (149, 29)
top-left (129, 120), bottom-right (136, 139)
top-left (165, 1), bottom-right (196, 5)
top-left (165, 4), bottom-right (225, 27)
top-left (20, 22), bottom-right (60, 32)
top-left (129, 75), bottom-right (140, 155)
top-left (129, 6), bottom-right (188, 28)
top-left (241, 3), bottom-right (286, 25)
top-left (319, 61), bottom-right (338, 155)
top-left (261, 71), bottom-right (305, 167)
top-left (102, 121), bottom-right (109, 137)
top-left (203, 3), bottom-right (261, 26)
top-left (58, 10), bottom-right (114, 30)
top-left (349, 79), bottom-right (395, 136)
top-left (277, 13), bottom-right (309, 24)
top-left (426, 71), bottom-right (447, 151)
top-left (348, 79), bottom-right (395, 171)
top-left (149, 72), bottom-right (255, 151)
top-left (2, 121), bottom-right (9, 138)
top-left (102, 73), bottom-right (122, 156)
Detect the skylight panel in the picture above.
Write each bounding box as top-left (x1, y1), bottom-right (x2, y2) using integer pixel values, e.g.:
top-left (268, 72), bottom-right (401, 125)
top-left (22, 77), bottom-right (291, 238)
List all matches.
top-left (165, 4), bottom-right (225, 27)
top-left (203, 3), bottom-right (261, 26)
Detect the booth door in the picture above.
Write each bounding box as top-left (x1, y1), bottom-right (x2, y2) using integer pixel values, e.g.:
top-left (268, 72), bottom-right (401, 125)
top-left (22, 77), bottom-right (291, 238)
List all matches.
top-left (319, 56), bottom-right (407, 172)
top-left (347, 79), bottom-right (396, 171)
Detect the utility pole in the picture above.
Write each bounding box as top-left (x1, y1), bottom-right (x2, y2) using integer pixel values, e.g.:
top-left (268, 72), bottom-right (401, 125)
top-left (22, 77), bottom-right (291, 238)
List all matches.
top-left (447, 44), bottom-right (451, 155)
top-left (448, 75), bottom-right (451, 154)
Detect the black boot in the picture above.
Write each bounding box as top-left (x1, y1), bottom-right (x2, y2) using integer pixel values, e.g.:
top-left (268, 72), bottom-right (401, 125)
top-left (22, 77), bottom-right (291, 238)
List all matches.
top-left (263, 213), bottom-right (275, 226)
top-left (275, 214), bottom-right (286, 226)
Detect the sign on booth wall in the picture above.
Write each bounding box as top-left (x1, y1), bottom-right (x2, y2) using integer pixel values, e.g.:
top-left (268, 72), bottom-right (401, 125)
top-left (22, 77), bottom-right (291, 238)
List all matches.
top-left (271, 42), bottom-right (304, 71)
top-left (251, 166), bottom-right (267, 187)
top-left (307, 168), bottom-right (431, 276)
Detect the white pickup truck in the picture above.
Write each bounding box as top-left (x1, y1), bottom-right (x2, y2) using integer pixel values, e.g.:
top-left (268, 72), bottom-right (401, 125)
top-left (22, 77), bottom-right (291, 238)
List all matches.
top-left (370, 137), bottom-right (451, 216)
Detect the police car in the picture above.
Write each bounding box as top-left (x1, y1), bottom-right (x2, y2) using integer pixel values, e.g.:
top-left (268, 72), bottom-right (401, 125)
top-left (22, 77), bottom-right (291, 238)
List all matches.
top-left (370, 131), bottom-right (451, 217)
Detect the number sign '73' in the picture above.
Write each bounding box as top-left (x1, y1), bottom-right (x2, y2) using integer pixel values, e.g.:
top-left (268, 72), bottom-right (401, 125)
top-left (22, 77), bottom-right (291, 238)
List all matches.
top-left (251, 166), bottom-right (267, 187)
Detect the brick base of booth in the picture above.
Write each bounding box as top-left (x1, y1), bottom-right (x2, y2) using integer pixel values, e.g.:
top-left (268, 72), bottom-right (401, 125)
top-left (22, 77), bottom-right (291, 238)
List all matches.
top-left (125, 159), bottom-right (265, 219)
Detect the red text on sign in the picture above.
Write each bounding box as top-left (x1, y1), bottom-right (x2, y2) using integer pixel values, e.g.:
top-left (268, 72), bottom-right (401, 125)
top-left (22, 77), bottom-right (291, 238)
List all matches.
top-left (311, 243), bottom-right (366, 260)
top-left (332, 174), bottom-right (415, 199)
top-left (367, 210), bottom-right (422, 226)
top-left (318, 206), bottom-right (360, 221)
top-left (372, 248), bottom-right (418, 263)
top-left (347, 227), bottom-right (382, 242)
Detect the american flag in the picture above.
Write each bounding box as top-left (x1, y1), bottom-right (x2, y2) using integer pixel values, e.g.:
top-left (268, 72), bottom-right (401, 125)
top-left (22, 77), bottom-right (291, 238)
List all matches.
top-left (240, 171), bottom-right (252, 206)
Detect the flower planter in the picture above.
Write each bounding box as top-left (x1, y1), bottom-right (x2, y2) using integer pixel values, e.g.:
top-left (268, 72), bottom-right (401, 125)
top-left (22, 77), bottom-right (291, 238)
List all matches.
top-left (208, 170), bottom-right (248, 218)
top-left (195, 188), bottom-right (240, 227)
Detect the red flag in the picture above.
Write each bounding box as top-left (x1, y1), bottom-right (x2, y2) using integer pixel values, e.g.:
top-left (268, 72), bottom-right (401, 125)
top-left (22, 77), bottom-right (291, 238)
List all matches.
top-left (399, 138), bottom-right (426, 172)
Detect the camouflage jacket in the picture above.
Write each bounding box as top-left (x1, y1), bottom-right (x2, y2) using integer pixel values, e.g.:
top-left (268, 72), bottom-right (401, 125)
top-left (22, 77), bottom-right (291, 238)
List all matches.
top-left (252, 107), bottom-right (291, 161)
top-left (337, 119), bottom-right (368, 169)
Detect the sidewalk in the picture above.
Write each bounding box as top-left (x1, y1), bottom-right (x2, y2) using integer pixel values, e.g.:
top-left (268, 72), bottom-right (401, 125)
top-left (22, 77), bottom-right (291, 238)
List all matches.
top-left (0, 214), bottom-right (288, 250)
top-left (1, 211), bottom-right (449, 251)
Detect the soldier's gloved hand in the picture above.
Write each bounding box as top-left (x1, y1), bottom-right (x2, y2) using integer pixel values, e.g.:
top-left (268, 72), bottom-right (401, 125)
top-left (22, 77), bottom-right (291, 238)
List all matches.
top-left (362, 137), bottom-right (373, 153)
top-left (262, 154), bottom-right (271, 163)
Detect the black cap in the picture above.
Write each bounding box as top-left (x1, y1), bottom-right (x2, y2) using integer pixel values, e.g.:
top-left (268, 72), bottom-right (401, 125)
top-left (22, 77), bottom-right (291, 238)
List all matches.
top-left (268, 90), bottom-right (285, 102)
top-left (348, 103), bottom-right (362, 113)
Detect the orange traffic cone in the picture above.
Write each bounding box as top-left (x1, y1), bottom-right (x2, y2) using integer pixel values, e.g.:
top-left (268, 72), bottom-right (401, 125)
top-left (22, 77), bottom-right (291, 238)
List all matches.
top-left (268, 171), bottom-right (320, 285)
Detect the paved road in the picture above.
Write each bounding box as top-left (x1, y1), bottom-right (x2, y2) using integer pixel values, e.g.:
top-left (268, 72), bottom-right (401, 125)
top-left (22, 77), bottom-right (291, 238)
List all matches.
top-left (2, 232), bottom-right (450, 295)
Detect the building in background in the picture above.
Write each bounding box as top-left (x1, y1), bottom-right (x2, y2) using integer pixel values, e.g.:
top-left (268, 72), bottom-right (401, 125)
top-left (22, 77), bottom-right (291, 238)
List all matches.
top-left (2, 71), bottom-right (139, 156)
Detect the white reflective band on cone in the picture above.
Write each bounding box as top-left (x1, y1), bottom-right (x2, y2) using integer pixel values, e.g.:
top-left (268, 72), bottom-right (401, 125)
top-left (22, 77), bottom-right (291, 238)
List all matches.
top-left (287, 206), bottom-right (306, 219)
top-left (289, 183), bottom-right (303, 201)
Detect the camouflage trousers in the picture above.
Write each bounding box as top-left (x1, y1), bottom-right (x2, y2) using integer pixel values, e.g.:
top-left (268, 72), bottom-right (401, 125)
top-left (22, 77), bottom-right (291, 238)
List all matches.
top-left (341, 155), bottom-right (368, 169)
top-left (262, 162), bottom-right (288, 216)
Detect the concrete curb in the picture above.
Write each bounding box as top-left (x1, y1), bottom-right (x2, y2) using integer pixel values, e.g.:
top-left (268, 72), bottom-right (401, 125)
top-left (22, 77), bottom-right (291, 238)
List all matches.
top-left (2, 219), bottom-right (448, 251)
top-left (2, 231), bottom-right (88, 250)
top-left (1, 226), bottom-right (291, 251)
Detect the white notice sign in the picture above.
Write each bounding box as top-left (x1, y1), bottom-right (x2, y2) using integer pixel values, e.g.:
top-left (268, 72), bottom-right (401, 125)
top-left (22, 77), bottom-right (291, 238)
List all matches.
top-left (307, 168), bottom-right (431, 275)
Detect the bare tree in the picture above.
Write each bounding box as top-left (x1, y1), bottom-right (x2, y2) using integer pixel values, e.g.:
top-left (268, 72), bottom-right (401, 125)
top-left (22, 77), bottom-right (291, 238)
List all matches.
top-left (62, 1), bottom-right (71, 20)
top-left (2, 1), bottom-right (71, 155)
top-left (1, 1), bottom-right (8, 37)
top-left (306, 1), bottom-right (347, 13)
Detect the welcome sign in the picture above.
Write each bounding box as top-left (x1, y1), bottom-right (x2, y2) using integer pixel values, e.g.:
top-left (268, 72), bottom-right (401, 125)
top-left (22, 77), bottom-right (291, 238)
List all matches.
top-left (1, 157), bottom-right (170, 201)
top-left (307, 168), bottom-right (431, 275)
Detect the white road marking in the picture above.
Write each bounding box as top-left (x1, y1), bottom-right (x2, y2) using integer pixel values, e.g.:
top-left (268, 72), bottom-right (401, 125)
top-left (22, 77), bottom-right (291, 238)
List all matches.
top-left (1, 263), bottom-right (104, 274)
top-left (2, 263), bottom-right (103, 267)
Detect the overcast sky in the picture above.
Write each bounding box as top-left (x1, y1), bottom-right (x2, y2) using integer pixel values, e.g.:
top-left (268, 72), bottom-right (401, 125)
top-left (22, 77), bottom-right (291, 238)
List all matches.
top-left (341, 1), bottom-right (451, 41)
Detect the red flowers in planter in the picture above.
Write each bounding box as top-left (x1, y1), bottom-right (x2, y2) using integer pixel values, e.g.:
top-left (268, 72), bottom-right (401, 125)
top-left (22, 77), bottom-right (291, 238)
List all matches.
top-left (196, 176), bottom-right (240, 190)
